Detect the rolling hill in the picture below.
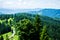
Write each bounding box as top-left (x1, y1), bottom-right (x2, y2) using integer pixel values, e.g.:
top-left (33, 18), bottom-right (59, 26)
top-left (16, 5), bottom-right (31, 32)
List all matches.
top-left (0, 8), bottom-right (60, 18)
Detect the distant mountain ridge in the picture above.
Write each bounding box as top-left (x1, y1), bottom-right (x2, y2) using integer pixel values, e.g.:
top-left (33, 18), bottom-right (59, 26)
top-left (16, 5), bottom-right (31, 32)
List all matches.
top-left (40, 9), bottom-right (60, 18)
top-left (0, 8), bottom-right (60, 18)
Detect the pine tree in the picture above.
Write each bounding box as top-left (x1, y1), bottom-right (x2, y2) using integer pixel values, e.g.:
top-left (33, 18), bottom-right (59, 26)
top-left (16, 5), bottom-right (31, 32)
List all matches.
top-left (40, 25), bottom-right (50, 40)
top-left (31, 14), bottom-right (42, 40)
top-left (34, 14), bottom-right (42, 31)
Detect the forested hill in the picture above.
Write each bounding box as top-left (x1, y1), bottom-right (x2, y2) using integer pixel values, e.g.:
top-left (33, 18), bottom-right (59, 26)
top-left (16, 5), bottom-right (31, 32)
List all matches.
top-left (0, 8), bottom-right (60, 18)
top-left (0, 13), bottom-right (60, 40)
top-left (0, 13), bottom-right (60, 25)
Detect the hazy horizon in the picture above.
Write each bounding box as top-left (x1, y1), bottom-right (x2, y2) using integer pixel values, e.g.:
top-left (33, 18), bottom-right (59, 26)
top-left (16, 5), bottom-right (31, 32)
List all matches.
top-left (0, 0), bottom-right (60, 9)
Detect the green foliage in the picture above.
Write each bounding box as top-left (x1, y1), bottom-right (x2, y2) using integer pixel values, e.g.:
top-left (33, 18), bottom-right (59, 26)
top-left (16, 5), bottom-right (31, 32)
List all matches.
top-left (0, 19), bottom-right (11, 35)
top-left (40, 25), bottom-right (49, 40)
top-left (16, 19), bottom-right (33, 40)
top-left (0, 13), bottom-right (60, 40)
top-left (0, 36), bottom-right (4, 40)
top-left (8, 18), bottom-right (14, 25)
top-left (16, 15), bottom-right (43, 40)
top-left (5, 35), bottom-right (9, 40)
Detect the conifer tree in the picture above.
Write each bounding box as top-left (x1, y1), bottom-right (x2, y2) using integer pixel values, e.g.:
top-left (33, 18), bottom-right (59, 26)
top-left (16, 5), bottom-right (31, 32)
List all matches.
top-left (40, 25), bottom-right (50, 40)
top-left (34, 14), bottom-right (42, 31)
top-left (31, 14), bottom-right (42, 40)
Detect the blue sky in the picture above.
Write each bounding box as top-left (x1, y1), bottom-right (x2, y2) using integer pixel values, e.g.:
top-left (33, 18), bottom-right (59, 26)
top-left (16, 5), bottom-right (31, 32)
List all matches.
top-left (0, 0), bottom-right (60, 9)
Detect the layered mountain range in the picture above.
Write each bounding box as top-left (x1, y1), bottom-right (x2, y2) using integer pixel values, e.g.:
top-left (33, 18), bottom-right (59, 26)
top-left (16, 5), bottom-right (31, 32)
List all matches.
top-left (0, 8), bottom-right (60, 18)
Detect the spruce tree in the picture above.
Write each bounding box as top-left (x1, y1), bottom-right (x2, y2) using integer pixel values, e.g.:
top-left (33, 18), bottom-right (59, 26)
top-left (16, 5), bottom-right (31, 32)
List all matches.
top-left (41, 25), bottom-right (52, 40)
top-left (31, 14), bottom-right (42, 40)
top-left (34, 14), bottom-right (42, 31)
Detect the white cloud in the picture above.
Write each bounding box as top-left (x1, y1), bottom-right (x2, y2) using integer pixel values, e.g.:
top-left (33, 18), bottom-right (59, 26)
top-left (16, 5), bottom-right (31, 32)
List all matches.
top-left (4, 1), bottom-right (13, 5)
top-left (18, 0), bottom-right (22, 2)
top-left (0, 0), bottom-right (60, 9)
top-left (23, 1), bottom-right (27, 5)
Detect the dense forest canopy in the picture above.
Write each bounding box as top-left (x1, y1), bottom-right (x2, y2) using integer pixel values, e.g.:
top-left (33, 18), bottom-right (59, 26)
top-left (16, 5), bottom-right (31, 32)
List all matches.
top-left (0, 13), bottom-right (60, 40)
